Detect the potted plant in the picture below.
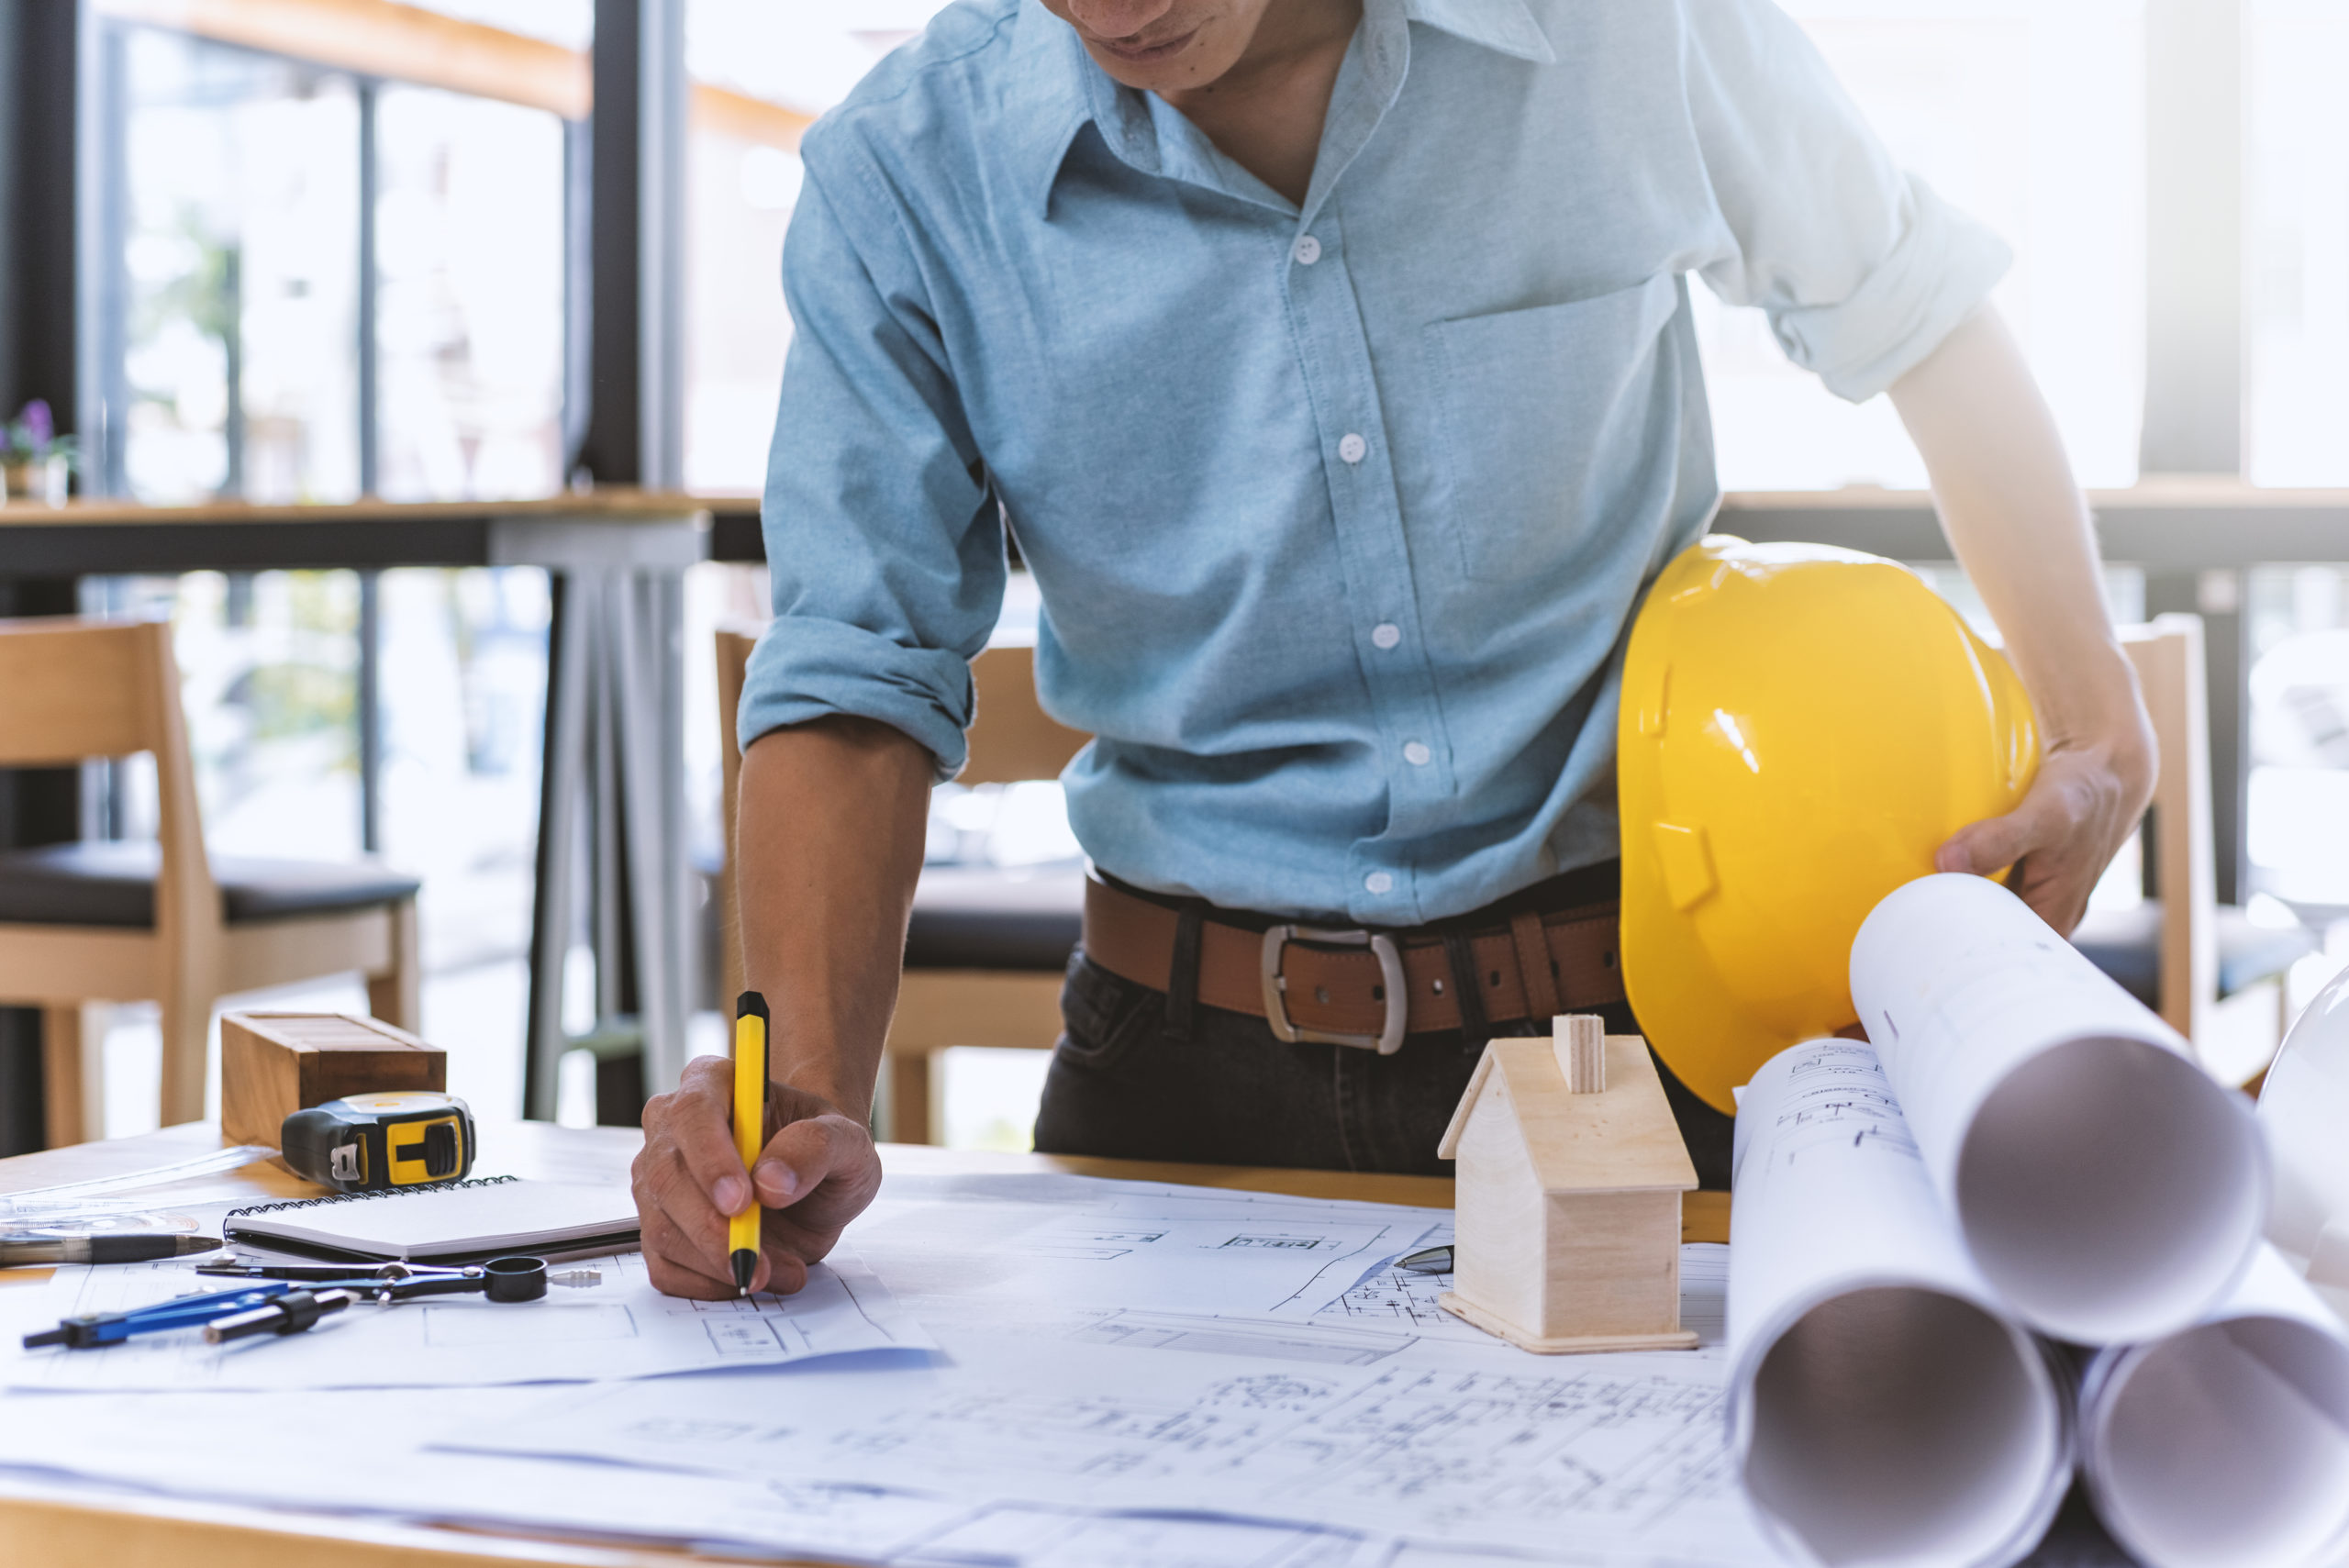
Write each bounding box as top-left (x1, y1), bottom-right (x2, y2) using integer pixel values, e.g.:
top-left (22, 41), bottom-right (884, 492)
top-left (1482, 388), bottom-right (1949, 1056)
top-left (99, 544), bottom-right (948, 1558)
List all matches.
top-left (2, 400), bottom-right (76, 506)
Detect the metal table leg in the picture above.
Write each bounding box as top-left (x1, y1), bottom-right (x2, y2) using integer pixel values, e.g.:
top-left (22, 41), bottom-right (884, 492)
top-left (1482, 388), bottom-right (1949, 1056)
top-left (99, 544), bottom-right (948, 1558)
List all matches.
top-left (524, 571), bottom-right (592, 1122)
top-left (517, 520), bottom-right (703, 1123)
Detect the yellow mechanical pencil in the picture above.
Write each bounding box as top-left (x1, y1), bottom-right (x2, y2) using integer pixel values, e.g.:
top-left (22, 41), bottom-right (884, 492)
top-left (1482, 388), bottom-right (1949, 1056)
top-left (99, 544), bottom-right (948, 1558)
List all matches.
top-left (729, 990), bottom-right (770, 1295)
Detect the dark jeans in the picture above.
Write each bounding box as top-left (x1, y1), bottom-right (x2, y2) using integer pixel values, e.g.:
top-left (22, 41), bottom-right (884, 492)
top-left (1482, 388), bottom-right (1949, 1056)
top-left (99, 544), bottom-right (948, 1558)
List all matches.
top-left (1032, 948), bottom-right (1737, 1191)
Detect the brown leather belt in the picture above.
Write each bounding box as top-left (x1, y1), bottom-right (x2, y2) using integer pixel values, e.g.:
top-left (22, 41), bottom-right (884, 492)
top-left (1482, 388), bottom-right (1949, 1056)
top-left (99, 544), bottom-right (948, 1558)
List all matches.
top-left (1081, 875), bottom-right (1625, 1054)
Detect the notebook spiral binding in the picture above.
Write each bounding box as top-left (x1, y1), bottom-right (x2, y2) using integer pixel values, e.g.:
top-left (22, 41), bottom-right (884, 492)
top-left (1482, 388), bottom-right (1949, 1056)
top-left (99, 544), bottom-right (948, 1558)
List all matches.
top-left (225, 1173), bottom-right (518, 1220)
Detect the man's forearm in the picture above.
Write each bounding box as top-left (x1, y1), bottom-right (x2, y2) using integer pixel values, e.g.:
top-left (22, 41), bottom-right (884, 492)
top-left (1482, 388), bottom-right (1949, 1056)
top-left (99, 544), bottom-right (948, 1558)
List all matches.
top-left (736, 716), bottom-right (934, 1122)
top-left (1887, 306), bottom-right (2143, 746)
top-left (1887, 304), bottom-right (2155, 930)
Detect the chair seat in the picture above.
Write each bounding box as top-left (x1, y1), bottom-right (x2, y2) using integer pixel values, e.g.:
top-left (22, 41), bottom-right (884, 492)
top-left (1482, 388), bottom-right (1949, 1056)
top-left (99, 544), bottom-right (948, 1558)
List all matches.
top-left (2073, 899), bottom-right (2320, 1009)
top-left (905, 861), bottom-right (1085, 972)
top-left (0, 840), bottom-right (420, 929)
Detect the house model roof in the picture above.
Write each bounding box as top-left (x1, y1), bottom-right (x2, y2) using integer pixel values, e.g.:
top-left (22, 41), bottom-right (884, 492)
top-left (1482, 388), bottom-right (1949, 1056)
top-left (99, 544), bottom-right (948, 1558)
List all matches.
top-left (1438, 1034), bottom-right (1698, 1194)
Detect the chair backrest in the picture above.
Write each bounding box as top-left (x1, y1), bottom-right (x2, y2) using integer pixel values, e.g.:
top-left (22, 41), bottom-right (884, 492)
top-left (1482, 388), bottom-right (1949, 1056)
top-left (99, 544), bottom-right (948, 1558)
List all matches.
top-left (2117, 614), bottom-right (2217, 1045)
top-left (711, 631), bottom-right (1092, 1003)
top-left (0, 615), bottom-right (217, 931)
top-left (963, 645), bottom-right (1090, 787)
top-left (0, 617), bottom-right (172, 767)
top-left (712, 633), bottom-right (1090, 807)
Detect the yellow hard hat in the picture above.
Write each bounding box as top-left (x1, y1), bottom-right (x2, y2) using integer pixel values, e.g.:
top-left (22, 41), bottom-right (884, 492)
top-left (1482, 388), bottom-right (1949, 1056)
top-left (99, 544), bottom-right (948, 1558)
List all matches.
top-left (1619, 535), bottom-right (2039, 1113)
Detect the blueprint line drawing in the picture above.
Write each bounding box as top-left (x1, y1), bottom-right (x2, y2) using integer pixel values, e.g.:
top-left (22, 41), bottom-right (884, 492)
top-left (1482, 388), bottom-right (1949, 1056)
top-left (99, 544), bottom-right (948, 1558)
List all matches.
top-left (848, 1177), bottom-right (1437, 1322)
top-left (1232, 1362), bottom-right (1743, 1543)
top-left (1765, 1040), bottom-right (1922, 1167)
top-left (1311, 1225), bottom-right (1729, 1359)
top-left (453, 1329), bottom-right (1772, 1561)
top-left (422, 1305), bottom-right (638, 1347)
top-left (0, 1385), bottom-right (985, 1564)
top-left (1070, 1311), bottom-right (1415, 1366)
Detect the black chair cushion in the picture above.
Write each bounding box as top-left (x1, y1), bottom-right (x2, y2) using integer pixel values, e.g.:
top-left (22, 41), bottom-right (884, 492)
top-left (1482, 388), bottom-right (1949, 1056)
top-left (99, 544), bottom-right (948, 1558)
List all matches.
top-left (904, 862), bottom-right (1085, 971)
top-left (0, 840), bottom-right (419, 929)
top-left (2073, 899), bottom-right (2319, 1009)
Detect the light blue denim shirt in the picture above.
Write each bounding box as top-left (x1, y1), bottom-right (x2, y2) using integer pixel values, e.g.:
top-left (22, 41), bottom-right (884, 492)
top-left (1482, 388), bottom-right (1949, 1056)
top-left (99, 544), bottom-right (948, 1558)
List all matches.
top-left (740, 0), bottom-right (2009, 926)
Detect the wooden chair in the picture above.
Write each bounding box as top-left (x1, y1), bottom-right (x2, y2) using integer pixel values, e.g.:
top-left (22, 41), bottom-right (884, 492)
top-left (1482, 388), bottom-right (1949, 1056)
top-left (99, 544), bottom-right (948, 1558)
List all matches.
top-left (2073, 614), bottom-right (2316, 1085)
top-left (717, 630), bottom-right (1089, 1142)
top-left (0, 617), bottom-right (421, 1145)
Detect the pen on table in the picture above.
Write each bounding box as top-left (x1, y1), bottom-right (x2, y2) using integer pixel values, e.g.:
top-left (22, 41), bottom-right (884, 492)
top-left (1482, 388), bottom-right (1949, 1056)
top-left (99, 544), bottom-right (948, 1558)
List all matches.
top-left (730, 989), bottom-right (770, 1296)
top-left (0, 1233), bottom-right (221, 1268)
top-left (1397, 1245), bottom-right (1453, 1274)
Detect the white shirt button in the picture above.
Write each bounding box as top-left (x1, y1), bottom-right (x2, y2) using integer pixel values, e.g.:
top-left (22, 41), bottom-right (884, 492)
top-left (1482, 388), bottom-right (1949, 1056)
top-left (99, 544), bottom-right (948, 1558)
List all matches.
top-left (1292, 235), bottom-right (1321, 265)
top-left (1371, 622), bottom-right (1401, 650)
top-left (1364, 872), bottom-right (1395, 895)
top-left (1338, 432), bottom-right (1367, 464)
top-left (1403, 741), bottom-right (1432, 767)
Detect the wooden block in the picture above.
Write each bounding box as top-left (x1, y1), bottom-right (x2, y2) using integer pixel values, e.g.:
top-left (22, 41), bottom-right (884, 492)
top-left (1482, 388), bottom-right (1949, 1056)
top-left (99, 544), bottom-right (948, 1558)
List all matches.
top-left (219, 1013), bottom-right (443, 1147)
top-left (1438, 1290), bottom-right (1698, 1355)
top-left (1554, 1013), bottom-right (1605, 1093)
top-left (1538, 1185), bottom-right (1683, 1337)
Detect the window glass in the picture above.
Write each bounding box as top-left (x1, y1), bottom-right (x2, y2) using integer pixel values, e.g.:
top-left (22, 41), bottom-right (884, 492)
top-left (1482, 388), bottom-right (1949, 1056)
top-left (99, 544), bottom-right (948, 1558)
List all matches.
top-left (681, 122), bottom-right (799, 494)
top-left (1700, 1), bottom-right (2145, 491)
top-left (681, 0), bottom-right (952, 492)
top-left (114, 29), bottom-right (360, 503)
top-left (373, 86), bottom-right (568, 501)
top-left (398, 1), bottom-right (590, 50)
top-left (2246, 1), bottom-right (2349, 485)
top-left (85, 11), bottom-right (576, 1133)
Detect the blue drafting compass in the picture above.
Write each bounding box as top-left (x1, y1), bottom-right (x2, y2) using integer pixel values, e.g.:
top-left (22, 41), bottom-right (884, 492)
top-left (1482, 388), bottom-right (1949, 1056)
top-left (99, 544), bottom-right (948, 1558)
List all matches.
top-left (21, 1282), bottom-right (297, 1349)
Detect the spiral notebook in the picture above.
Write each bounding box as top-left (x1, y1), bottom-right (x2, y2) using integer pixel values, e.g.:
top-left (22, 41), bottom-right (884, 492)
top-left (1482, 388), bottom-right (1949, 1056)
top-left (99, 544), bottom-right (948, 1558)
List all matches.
top-left (224, 1175), bottom-right (641, 1265)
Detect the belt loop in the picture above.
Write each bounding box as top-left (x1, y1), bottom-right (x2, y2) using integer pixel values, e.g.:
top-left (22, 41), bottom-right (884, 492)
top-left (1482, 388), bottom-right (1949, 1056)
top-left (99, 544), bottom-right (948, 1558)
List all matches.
top-left (1442, 926), bottom-right (1491, 1050)
top-left (1161, 901), bottom-right (1205, 1043)
top-left (1510, 909), bottom-right (1561, 1024)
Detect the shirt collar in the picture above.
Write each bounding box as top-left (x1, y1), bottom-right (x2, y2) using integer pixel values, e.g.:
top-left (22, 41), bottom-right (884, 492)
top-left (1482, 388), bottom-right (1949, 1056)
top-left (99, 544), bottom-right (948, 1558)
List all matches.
top-left (1007, 0), bottom-right (1102, 218)
top-left (1012, 0), bottom-right (1554, 217)
top-left (1400, 0), bottom-right (1554, 64)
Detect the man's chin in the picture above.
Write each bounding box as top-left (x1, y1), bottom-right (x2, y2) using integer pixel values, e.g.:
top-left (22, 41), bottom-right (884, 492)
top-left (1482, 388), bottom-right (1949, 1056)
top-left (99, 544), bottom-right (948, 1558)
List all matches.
top-left (1082, 30), bottom-right (1228, 92)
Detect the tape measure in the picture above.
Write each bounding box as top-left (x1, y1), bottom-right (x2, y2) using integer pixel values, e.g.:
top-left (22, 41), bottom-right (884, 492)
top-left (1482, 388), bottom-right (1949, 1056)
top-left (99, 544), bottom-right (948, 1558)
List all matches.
top-left (280, 1092), bottom-right (476, 1194)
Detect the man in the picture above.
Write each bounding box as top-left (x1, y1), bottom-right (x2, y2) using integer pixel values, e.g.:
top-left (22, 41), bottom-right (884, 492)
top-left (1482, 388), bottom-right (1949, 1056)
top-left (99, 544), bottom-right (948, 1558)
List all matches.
top-left (633, 0), bottom-right (2154, 1298)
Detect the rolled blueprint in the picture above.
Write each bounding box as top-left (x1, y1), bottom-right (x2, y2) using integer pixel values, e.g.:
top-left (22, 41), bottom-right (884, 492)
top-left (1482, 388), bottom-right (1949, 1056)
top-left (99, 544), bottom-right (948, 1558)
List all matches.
top-left (1850, 873), bottom-right (2266, 1344)
top-left (1729, 1038), bottom-right (2070, 1568)
top-left (2078, 1244), bottom-right (2349, 1568)
top-left (2256, 959), bottom-right (2349, 1321)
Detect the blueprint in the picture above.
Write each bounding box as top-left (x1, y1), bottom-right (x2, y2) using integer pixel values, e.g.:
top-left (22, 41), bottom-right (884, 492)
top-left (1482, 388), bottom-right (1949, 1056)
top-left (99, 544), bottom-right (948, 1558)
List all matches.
top-left (453, 1327), bottom-right (1775, 1562)
top-left (1730, 1039), bottom-right (2071, 1568)
top-left (852, 1173), bottom-right (1439, 1321)
top-left (949, 1220), bottom-right (1728, 1369)
top-left (1310, 1218), bottom-right (1479, 1338)
top-left (1851, 873), bottom-right (2264, 1345)
top-left (0, 1385), bottom-right (978, 1561)
top-left (0, 1250), bottom-right (932, 1390)
top-left (0, 1384), bottom-right (1391, 1567)
top-left (852, 1174), bottom-right (1731, 1367)
top-left (0, 1167), bottom-right (1763, 1565)
top-left (2076, 1243), bottom-right (2349, 1568)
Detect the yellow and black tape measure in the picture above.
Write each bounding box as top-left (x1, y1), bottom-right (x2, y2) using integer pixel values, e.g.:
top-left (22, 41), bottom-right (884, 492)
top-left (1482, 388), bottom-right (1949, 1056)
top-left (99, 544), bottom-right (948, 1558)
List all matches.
top-left (281, 1092), bottom-right (476, 1194)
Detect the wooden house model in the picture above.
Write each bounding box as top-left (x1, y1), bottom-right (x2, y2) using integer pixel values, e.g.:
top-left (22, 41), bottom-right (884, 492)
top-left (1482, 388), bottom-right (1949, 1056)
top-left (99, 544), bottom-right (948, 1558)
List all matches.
top-left (1437, 1014), bottom-right (1698, 1353)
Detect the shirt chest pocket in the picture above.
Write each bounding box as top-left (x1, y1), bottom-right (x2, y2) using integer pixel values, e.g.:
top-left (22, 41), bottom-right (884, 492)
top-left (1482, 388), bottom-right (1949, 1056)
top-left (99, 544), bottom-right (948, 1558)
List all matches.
top-left (1423, 272), bottom-right (1686, 583)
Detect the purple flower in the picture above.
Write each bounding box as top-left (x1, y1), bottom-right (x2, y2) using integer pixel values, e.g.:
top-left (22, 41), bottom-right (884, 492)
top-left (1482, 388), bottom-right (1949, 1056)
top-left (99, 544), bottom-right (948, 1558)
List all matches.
top-left (17, 400), bottom-right (51, 456)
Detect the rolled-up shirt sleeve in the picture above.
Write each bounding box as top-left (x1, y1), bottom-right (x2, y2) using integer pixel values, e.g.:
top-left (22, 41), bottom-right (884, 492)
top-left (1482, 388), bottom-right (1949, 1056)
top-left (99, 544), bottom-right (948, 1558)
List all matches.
top-left (738, 141), bottom-right (1005, 779)
top-left (1682, 0), bottom-right (2012, 404)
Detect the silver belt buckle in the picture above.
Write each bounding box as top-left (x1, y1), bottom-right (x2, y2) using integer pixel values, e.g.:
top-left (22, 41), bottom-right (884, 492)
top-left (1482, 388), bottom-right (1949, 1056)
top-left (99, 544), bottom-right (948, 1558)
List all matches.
top-left (1260, 925), bottom-right (1408, 1055)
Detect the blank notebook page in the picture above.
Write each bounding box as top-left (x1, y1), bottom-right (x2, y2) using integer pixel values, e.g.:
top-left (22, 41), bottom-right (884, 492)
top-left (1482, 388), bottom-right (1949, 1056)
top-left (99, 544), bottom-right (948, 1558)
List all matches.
top-left (228, 1177), bottom-right (640, 1262)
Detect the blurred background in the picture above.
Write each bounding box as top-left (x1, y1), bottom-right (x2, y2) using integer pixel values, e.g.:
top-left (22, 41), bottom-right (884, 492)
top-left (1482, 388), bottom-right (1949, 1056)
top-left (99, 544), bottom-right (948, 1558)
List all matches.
top-left (0, 0), bottom-right (2342, 1151)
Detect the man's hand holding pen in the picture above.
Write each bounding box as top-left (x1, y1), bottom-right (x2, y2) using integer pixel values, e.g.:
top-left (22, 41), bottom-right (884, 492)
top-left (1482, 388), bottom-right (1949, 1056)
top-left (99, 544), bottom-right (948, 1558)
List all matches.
top-left (632, 1056), bottom-right (884, 1301)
